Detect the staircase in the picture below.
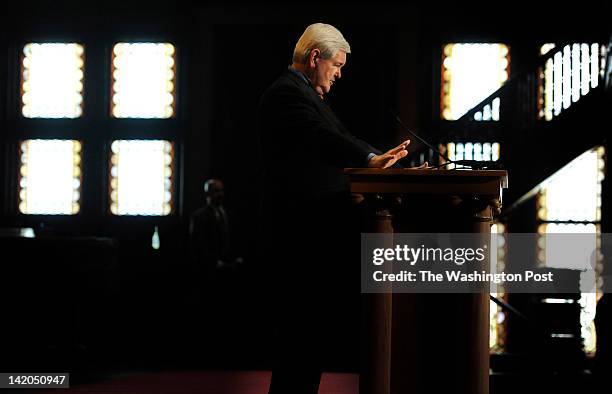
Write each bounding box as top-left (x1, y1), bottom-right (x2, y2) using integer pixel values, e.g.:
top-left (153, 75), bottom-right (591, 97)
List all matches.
top-left (432, 40), bottom-right (610, 205)
top-left (436, 39), bottom-right (612, 393)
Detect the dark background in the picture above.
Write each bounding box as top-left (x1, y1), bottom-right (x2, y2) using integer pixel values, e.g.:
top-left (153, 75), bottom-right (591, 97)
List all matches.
top-left (0, 0), bottom-right (610, 378)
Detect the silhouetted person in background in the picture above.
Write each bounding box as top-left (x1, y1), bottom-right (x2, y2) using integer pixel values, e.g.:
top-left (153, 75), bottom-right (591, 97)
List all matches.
top-left (189, 179), bottom-right (242, 281)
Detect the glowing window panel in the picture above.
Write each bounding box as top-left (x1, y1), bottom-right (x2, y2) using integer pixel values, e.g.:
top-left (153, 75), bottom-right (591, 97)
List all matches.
top-left (562, 45), bottom-right (571, 110)
top-left (537, 148), bottom-right (603, 222)
top-left (581, 44), bottom-right (591, 96)
top-left (553, 51), bottom-right (563, 116)
top-left (590, 43), bottom-right (599, 88)
top-left (600, 45), bottom-right (608, 80)
top-left (447, 142), bottom-right (455, 161)
top-left (491, 143), bottom-right (500, 161)
top-left (540, 43), bottom-right (556, 56)
top-left (491, 97), bottom-right (500, 121)
top-left (110, 140), bottom-right (173, 216)
top-left (21, 43), bottom-right (84, 118)
top-left (112, 43), bottom-right (176, 118)
top-left (441, 43), bottom-right (509, 120)
top-left (580, 292), bottom-right (599, 355)
top-left (540, 43), bottom-right (602, 121)
top-left (536, 222), bottom-right (601, 355)
top-left (536, 146), bottom-right (605, 355)
top-left (490, 222), bottom-right (507, 352)
top-left (483, 143), bottom-right (492, 160)
top-left (537, 223), bottom-right (598, 269)
top-left (18, 140), bottom-right (81, 214)
top-left (571, 44), bottom-right (581, 103)
top-left (544, 57), bottom-right (554, 121)
top-left (473, 143), bottom-right (482, 161)
top-left (456, 143), bottom-right (464, 160)
top-left (490, 297), bottom-right (506, 351)
top-left (464, 142), bottom-right (473, 160)
top-left (446, 142), bottom-right (500, 162)
top-left (473, 97), bottom-right (499, 121)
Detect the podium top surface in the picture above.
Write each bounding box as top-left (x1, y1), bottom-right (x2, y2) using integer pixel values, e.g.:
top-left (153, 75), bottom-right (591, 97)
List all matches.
top-left (343, 168), bottom-right (508, 197)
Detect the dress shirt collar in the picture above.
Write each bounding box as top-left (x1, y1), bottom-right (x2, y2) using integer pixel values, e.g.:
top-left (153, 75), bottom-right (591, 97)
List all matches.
top-left (288, 65), bottom-right (328, 101)
top-left (288, 65), bottom-right (312, 87)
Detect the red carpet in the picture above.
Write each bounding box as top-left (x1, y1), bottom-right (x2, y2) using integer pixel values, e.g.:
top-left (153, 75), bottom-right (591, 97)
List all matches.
top-left (36, 371), bottom-right (358, 394)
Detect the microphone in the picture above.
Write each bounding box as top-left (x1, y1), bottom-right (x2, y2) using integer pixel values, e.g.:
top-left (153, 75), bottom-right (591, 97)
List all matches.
top-left (389, 109), bottom-right (449, 163)
top-left (389, 109), bottom-right (504, 170)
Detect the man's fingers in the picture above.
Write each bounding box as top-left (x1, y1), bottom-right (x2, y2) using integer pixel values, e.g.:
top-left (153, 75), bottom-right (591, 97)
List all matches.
top-left (382, 156), bottom-right (394, 169)
top-left (369, 148), bottom-right (410, 169)
top-left (380, 151), bottom-right (407, 169)
top-left (387, 139), bottom-right (411, 155)
top-left (387, 146), bottom-right (404, 155)
top-left (389, 150), bottom-right (407, 162)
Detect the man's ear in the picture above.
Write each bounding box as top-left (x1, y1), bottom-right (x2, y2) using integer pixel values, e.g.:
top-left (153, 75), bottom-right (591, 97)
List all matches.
top-left (309, 49), bottom-right (321, 68)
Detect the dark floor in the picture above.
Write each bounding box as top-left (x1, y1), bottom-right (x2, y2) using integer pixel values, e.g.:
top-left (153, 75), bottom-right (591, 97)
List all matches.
top-left (27, 370), bottom-right (358, 394)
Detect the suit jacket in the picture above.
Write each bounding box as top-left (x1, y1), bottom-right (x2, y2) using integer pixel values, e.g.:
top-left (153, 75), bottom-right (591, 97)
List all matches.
top-left (258, 69), bottom-right (366, 312)
top-left (258, 68), bottom-right (380, 206)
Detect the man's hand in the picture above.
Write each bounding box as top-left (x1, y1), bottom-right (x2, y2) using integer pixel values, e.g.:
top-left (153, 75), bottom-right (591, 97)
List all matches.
top-left (367, 140), bottom-right (410, 169)
top-left (410, 161), bottom-right (431, 169)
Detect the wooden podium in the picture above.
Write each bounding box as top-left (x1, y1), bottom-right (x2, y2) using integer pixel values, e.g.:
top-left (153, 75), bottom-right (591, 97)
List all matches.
top-left (344, 168), bottom-right (508, 394)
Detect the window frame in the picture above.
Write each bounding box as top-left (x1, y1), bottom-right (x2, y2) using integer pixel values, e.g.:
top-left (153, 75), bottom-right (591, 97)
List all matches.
top-left (3, 34), bottom-right (184, 230)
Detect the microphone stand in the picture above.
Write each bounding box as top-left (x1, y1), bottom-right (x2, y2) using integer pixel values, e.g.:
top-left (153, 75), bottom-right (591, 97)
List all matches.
top-left (390, 110), bottom-right (504, 170)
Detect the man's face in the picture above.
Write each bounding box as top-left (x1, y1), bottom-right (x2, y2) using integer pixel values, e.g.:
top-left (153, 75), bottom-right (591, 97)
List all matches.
top-left (205, 181), bottom-right (225, 206)
top-left (311, 50), bottom-right (346, 96)
top-left (209, 186), bottom-right (224, 205)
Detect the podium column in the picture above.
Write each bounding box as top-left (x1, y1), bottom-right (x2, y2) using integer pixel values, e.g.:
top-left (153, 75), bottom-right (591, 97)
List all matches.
top-left (359, 194), bottom-right (397, 394)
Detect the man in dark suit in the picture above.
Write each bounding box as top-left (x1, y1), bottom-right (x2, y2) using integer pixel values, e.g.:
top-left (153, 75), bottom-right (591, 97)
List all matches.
top-left (258, 23), bottom-right (409, 394)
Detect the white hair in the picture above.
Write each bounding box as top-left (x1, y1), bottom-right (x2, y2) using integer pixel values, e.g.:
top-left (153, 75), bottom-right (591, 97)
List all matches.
top-left (292, 23), bottom-right (351, 64)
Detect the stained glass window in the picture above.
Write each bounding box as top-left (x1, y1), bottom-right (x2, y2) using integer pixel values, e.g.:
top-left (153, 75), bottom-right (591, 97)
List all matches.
top-left (536, 146), bottom-right (605, 354)
top-left (441, 43), bottom-right (509, 120)
top-left (447, 142), bottom-right (500, 162)
top-left (18, 140), bottom-right (82, 214)
top-left (110, 140), bottom-right (173, 216)
top-left (111, 43), bottom-right (176, 118)
top-left (21, 43), bottom-right (84, 118)
top-left (538, 149), bottom-right (601, 222)
top-left (444, 142), bottom-right (500, 169)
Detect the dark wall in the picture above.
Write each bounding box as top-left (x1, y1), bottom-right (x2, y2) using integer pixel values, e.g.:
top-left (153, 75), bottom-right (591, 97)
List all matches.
top-left (1, 2), bottom-right (610, 370)
top-left (3, 3), bottom-right (609, 245)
